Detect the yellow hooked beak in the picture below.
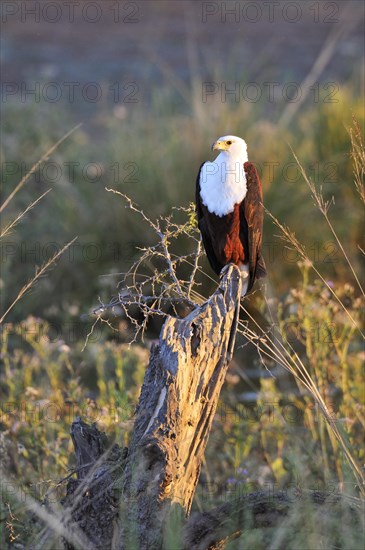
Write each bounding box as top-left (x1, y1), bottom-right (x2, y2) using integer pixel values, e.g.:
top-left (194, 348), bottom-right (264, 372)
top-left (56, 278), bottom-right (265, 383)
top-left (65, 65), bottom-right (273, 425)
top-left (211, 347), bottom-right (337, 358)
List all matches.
top-left (211, 140), bottom-right (227, 152)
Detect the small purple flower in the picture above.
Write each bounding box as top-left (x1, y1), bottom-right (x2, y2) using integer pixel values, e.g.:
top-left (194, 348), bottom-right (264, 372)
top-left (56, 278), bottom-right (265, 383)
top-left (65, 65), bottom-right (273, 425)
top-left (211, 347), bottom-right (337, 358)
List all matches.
top-left (227, 478), bottom-right (237, 485)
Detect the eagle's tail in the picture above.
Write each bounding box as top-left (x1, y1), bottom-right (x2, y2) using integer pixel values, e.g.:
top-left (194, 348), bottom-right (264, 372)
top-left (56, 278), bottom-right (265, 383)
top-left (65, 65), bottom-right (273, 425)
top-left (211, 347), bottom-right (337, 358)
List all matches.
top-left (255, 255), bottom-right (267, 280)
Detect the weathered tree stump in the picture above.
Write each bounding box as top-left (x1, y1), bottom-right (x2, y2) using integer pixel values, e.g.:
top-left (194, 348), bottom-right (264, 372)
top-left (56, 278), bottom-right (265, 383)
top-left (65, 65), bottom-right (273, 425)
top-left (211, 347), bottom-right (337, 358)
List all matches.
top-left (120, 264), bottom-right (241, 548)
top-left (64, 264), bottom-right (241, 549)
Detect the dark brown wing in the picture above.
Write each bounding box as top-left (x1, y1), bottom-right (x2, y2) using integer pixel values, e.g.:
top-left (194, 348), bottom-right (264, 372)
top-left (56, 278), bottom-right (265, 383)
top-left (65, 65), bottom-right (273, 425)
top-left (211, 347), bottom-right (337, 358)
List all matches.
top-left (241, 161), bottom-right (266, 291)
top-left (195, 162), bottom-right (222, 275)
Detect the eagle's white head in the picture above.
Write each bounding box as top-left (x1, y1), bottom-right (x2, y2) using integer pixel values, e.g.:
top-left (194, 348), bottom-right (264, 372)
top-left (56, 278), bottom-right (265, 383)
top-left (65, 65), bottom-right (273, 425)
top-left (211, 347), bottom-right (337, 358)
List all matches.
top-left (200, 134), bottom-right (249, 217)
top-left (211, 135), bottom-right (248, 162)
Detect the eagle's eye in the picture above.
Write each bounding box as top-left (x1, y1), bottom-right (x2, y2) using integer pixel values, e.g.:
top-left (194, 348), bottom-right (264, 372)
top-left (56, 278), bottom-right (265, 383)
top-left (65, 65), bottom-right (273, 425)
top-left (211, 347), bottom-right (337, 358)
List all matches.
top-left (226, 140), bottom-right (232, 145)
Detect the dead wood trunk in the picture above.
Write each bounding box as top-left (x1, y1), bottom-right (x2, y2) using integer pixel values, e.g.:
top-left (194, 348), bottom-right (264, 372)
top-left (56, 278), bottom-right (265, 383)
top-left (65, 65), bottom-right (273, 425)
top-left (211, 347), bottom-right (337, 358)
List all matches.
top-left (120, 264), bottom-right (242, 548)
top-left (63, 264), bottom-right (241, 549)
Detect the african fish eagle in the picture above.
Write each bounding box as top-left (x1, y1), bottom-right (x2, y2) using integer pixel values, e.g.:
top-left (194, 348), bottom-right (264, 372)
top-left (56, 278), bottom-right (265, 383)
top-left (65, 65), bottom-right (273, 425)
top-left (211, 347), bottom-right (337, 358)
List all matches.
top-left (195, 135), bottom-right (266, 296)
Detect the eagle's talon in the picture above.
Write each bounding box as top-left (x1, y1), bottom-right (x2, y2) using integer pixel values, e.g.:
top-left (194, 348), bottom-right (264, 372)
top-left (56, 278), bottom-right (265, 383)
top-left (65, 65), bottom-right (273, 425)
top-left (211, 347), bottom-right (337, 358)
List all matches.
top-left (219, 264), bottom-right (231, 279)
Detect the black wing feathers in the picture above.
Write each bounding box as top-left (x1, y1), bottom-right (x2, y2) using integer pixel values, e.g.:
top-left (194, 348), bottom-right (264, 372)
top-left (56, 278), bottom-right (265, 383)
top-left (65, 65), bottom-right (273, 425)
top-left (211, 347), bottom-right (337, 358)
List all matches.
top-left (242, 161), bottom-right (266, 290)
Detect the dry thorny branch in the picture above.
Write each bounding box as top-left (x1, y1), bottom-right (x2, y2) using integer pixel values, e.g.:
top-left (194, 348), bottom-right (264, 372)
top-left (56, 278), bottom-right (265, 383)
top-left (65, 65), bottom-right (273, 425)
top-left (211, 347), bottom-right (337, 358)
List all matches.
top-left (86, 189), bottom-right (206, 345)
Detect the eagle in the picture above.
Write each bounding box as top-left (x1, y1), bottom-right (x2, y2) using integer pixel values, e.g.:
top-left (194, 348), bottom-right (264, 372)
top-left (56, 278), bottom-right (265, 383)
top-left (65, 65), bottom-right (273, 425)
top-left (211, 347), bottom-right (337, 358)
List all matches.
top-left (196, 135), bottom-right (266, 296)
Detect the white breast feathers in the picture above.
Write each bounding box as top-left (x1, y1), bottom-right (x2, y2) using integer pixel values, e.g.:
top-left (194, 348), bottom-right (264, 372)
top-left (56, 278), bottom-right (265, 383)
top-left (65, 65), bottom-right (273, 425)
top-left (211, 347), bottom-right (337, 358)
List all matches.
top-left (200, 152), bottom-right (247, 216)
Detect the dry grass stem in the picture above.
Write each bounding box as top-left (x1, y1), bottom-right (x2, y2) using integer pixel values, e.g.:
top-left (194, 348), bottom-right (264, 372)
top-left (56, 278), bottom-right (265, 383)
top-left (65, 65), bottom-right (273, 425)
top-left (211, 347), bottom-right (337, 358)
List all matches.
top-left (1, 124), bottom-right (82, 213)
top-left (0, 189), bottom-right (52, 239)
top-left (290, 146), bottom-right (365, 299)
top-left (0, 237), bottom-right (78, 324)
top-left (265, 207), bottom-right (364, 338)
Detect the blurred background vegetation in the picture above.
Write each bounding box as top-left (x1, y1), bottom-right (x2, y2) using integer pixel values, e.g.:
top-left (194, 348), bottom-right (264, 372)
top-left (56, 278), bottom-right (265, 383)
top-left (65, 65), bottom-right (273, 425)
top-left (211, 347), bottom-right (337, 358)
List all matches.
top-left (1, 1), bottom-right (364, 547)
